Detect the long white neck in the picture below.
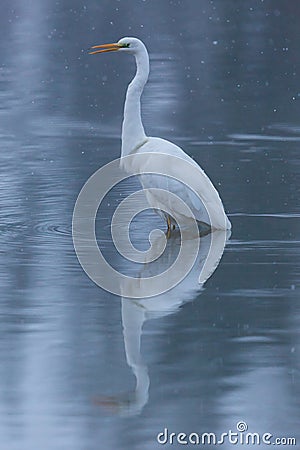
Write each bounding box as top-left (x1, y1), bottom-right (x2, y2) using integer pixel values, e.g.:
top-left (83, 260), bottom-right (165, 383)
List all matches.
top-left (121, 45), bottom-right (149, 157)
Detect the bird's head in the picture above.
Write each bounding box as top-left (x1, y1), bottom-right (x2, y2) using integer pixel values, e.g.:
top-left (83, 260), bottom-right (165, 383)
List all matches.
top-left (89, 37), bottom-right (146, 56)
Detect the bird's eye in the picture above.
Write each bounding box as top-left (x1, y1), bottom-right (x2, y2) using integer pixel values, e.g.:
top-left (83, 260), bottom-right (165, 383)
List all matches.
top-left (122, 43), bottom-right (130, 48)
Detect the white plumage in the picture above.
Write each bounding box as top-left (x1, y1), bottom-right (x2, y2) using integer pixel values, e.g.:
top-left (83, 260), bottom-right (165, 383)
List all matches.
top-left (90, 37), bottom-right (231, 232)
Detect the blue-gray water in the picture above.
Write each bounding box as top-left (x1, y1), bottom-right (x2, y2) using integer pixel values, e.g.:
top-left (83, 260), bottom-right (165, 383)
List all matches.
top-left (1, 1), bottom-right (300, 449)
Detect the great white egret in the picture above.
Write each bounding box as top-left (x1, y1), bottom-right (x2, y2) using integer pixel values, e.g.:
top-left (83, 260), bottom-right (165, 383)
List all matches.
top-left (90, 37), bottom-right (231, 232)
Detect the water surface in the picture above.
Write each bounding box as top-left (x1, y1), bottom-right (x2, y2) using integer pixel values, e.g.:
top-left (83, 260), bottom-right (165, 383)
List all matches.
top-left (0, 1), bottom-right (299, 449)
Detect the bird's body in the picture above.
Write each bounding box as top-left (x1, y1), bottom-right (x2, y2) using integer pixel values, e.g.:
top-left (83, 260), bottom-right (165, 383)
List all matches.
top-left (90, 37), bottom-right (231, 231)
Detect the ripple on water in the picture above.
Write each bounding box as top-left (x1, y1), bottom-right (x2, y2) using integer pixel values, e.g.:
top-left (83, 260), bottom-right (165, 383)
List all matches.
top-left (0, 220), bottom-right (72, 249)
top-left (32, 221), bottom-right (72, 238)
top-left (229, 133), bottom-right (300, 142)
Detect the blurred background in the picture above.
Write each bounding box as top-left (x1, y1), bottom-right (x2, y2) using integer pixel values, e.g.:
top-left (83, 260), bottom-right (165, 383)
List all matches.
top-left (0, 0), bottom-right (299, 449)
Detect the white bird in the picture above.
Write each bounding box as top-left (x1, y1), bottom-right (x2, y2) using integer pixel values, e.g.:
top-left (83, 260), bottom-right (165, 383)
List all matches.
top-left (90, 37), bottom-right (231, 233)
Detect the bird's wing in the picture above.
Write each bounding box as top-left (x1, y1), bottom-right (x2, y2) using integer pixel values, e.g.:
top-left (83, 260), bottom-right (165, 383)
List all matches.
top-left (131, 137), bottom-right (229, 229)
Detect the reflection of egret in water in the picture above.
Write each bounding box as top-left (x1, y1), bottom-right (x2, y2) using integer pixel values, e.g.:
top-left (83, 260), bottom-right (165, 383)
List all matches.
top-left (94, 229), bottom-right (229, 416)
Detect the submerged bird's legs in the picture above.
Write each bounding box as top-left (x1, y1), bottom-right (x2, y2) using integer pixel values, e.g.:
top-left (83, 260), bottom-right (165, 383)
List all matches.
top-left (166, 215), bottom-right (171, 238)
top-left (166, 215), bottom-right (176, 238)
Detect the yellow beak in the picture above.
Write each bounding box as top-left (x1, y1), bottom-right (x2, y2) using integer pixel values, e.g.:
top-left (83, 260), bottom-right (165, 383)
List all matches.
top-left (89, 42), bottom-right (120, 55)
